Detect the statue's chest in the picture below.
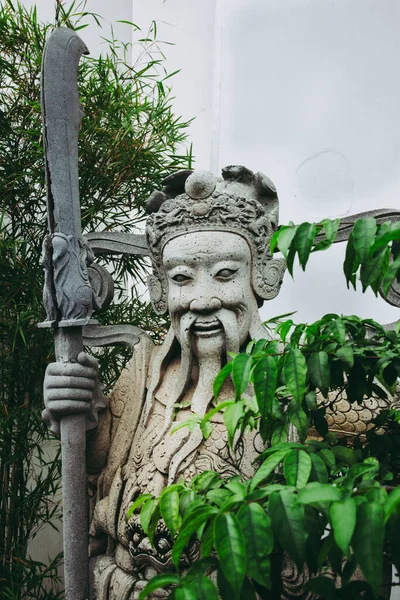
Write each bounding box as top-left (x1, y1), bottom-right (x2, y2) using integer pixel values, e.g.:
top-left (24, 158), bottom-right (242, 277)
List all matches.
top-left (125, 400), bottom-right (260, 496)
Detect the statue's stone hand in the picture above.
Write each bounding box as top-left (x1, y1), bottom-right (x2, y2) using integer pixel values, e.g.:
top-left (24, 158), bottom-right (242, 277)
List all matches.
top-left (43, 352), bottom-right (108, 435)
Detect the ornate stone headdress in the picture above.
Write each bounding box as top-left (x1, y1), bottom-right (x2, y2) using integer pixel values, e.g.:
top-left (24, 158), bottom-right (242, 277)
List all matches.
top-left (145, 165), bottom-right (286, 314)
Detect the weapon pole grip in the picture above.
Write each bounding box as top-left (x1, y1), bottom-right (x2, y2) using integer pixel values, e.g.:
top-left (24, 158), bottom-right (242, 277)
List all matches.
top-left (55, 328), bottom-right (89, 600)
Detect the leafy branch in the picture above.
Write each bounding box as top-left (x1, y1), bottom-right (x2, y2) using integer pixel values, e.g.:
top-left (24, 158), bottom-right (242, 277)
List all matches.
top-left (271, 217), bottom-right (400, 297)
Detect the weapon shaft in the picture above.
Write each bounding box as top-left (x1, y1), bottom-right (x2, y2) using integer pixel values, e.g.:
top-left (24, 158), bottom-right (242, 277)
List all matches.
top-left (55, 328), bottom-right (88, 599)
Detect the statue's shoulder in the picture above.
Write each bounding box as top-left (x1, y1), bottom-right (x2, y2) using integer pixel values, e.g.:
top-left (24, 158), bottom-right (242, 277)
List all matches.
top-left (109, 333), bottom-right (155, 420)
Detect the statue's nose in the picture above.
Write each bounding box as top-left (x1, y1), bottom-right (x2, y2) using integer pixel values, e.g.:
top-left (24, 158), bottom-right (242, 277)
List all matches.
top-left (189, 296), bottom-right (222, 313)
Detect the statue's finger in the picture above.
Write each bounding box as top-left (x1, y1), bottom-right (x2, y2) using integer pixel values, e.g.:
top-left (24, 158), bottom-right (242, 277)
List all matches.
top-left (46, 388), bottom-right (93, 401)
top-left (77, 352), bottom-right (98, 370)
top-left (46, 375), bottom-right (95, 390)
top-left (43, 400), bottom-right (91, 417)
top-left (47, 362), bottom-right (97, 378)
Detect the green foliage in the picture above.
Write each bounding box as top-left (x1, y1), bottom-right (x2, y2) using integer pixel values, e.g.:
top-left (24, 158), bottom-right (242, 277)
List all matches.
top-left (132, 219), bottom-right (400, 599)
top-left (270, 217), bottom-right (400, 298)
top-left (0, 1), bottom-right (192, 597)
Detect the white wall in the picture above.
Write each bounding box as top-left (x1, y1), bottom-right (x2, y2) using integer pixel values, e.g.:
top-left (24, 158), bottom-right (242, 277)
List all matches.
top-left (132, 0), bottom-right (400, 326)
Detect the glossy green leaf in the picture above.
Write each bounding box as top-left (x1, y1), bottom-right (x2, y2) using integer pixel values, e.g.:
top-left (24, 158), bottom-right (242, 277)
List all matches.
top-left (191, 471), bottom-right (221, 493)
top-left (309, 453), bottom-right (329, 483)
top-left (283, 349), bottom-right (307, 404)
top-left (283, 450), bottom-right (312, 488)
top-left (360, 246), bottom-right (390, 294)
top-left (224, 401), bottom-right (245, 447)
top-left (232, 354), bottom-right (253, 398)
top-left (213, 362), bottom-right (233, 399)
top-left (343, 233), bottom-right (359, 290)
top-left (298, 483), bottom-right (341, 505)
top-left (318, 448), bottom-right (336, 471)
top-left (253, 355), bottom-right (278, 420)
top-left (330, 497), bottom-right (356, 556)
top-left (271, 420), bottom-right (289, 445)
top-left (214, 513), bottom-right (246, 598)
top-left (273, 225), bottom-right (297, 259)
top-left (175, 577), bottom-right (219, 600)
top-left (352, 217), bottom-right (377, 262)
top-left (352, 501), bottom-right (384, 597)
top-left (138, 573), bottom-right (180, 600)
top-left (160, 489), bottom-right (182, 536)
top-left (314, 218), bottom-right (340, 252)
top-left (249, 449), bottom-right (290, 492)
top-left (329, 318), bottom-right (346, 344)
top-left (382, 253), bottom-right (400, 297)
top-left (140, 498), bottom-right (157, 535)
top-left (127, 494), bottom-right (153, 520)
top-left (172, 506), bottom-right (218, 567)
top-left (384, 486), bottom-right (400, 522)
top-left (335, 346), bottom-right (354, 369)
top-left (269, 490), bottom-right (307, 568)
top-left (370, 222), bottom-right (400, 251)
top-left (287, 400), bottom-right (309, 442)
top-left (295, 222), bottom-right (317, 270)
top-left (307, 351), bottom-right (330, 397)
top-left (237, 503), bottom-right (273, 588)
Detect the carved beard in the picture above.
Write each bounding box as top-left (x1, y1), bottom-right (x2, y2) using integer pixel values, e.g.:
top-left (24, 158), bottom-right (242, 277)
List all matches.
top-left (147, 308), bottom-right (246, 483)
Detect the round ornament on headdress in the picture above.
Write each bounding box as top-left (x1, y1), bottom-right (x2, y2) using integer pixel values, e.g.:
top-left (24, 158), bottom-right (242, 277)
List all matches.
top-left (185, 170), bottom-right (217, 200)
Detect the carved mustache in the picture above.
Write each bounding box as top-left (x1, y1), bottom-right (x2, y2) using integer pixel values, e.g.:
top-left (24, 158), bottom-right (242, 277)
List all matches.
top-left (179, 308), bottom-right (240, 356)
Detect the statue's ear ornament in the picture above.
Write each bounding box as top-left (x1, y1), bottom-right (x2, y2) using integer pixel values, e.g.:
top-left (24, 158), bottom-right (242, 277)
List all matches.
top-left (253, 257), bottom-right (286, 302)
top-left (147, 273), bottom-right (168, 315)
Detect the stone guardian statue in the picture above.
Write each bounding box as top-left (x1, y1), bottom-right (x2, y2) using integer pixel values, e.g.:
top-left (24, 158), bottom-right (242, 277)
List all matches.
top-left (43, 165), bottom-right (286, 599)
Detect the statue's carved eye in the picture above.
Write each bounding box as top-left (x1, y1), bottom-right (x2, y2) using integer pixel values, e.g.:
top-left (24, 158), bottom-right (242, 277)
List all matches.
top-left (215, 268), bottom-right (237, 279)
top-left (172, 273), bottom-right (191, 283)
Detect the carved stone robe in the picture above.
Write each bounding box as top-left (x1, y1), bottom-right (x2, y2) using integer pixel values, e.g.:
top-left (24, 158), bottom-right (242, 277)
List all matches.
top-left (87, 334), bottom-right (260, 599)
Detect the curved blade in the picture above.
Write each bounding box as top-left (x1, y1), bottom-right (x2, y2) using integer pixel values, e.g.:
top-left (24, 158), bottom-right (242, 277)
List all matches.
top-left (41, 27), bottom-right (89, 236)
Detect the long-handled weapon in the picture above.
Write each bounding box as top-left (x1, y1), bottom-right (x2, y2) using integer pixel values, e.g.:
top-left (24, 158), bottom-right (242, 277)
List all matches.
top-left (40, 27), bottom-right (91, 600)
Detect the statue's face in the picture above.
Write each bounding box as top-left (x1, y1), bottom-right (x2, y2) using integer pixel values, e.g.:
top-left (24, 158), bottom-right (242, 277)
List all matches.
top-left (162, 231), bottom-right (259, 354)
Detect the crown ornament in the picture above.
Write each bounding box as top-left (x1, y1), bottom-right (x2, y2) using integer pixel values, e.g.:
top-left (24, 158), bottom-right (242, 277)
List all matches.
top-left (146, 165), bottom-right (286, 314)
